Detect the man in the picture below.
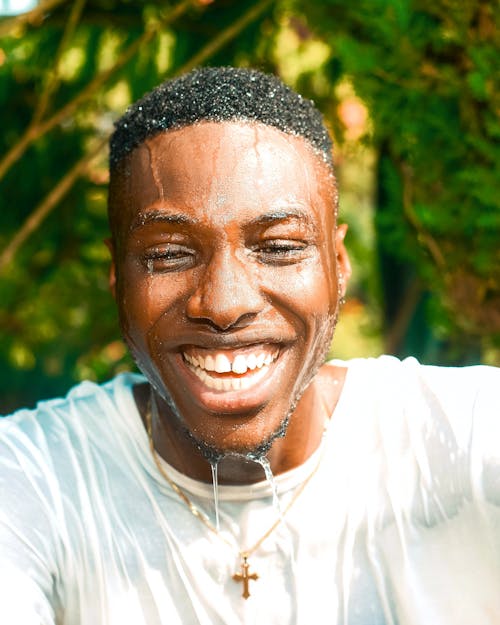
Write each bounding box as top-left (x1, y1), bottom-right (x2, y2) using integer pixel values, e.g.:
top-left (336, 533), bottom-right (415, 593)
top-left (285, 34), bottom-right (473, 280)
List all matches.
top-left (1, 66), bottom-right (499, 625)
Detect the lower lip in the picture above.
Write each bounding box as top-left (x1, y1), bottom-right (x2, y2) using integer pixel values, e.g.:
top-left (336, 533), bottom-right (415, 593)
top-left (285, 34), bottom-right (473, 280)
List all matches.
top-left (174, 350), bottom-right (285, 414)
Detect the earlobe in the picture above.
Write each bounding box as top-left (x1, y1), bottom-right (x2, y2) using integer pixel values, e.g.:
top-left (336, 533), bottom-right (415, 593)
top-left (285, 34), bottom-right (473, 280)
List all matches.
top-left (335, 224), bottom-right (352, 298)
top-left (104, 238), bottom-right (117, 300)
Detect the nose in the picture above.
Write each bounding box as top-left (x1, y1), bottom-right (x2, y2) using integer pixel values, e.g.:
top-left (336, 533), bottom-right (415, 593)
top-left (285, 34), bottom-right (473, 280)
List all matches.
top-left (186, 249), bottom-right (264, 331)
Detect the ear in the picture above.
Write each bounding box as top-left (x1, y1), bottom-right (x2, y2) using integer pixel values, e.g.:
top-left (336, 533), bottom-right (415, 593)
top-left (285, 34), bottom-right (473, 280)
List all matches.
top-left (104, 238), bottom-right (117, 300)
top-left (335, 224), bottom-right (352, 298)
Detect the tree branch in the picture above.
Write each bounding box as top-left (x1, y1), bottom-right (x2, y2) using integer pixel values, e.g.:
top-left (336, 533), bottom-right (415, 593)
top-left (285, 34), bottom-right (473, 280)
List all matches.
top-left (32, 0), bottom-right (87, 127)
top-left (0, 0), bottom-right (68, 37)
top-left (176, 0), bottom-right (275, 75)
top-left (0, 137), bottom-right (107, 274)
top-left (400, 162), bottom-right (446, 269)
top-left (0, 0), bottom-right (193, 182)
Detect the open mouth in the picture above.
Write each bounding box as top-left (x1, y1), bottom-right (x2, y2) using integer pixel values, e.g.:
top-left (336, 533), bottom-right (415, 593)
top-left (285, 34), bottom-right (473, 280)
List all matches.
top-left (181, 345), bottom-right (280, 392)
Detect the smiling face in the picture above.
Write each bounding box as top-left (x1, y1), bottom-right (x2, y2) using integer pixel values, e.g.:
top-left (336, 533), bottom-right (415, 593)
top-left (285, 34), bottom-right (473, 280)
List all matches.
top-left (109, 121), bottom-right (349, 459)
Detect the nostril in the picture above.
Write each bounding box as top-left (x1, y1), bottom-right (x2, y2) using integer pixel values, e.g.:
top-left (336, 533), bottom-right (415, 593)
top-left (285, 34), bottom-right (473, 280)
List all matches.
top-left (189, 312), bottom-right (258, 332)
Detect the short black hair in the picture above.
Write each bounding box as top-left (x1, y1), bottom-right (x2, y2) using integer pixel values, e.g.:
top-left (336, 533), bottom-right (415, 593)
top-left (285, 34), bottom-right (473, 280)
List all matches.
top-left (109, 66), bottom-right (333, 170)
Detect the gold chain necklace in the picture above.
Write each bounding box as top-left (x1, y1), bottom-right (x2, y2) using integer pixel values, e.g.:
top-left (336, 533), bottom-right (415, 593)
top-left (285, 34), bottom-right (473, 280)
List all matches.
top-left (145, 392), bottom-right (328, 599)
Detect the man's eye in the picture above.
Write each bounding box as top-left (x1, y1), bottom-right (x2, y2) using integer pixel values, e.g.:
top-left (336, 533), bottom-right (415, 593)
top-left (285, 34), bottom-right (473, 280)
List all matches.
top-left (254, 240), bottom-right (308, 263)
top-left (143, 245), bottom-right (194, 271)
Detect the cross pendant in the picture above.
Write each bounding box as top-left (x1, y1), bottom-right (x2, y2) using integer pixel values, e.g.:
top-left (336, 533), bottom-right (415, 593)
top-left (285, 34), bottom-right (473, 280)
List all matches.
top-left (233, 555), bottom-right (259, 599)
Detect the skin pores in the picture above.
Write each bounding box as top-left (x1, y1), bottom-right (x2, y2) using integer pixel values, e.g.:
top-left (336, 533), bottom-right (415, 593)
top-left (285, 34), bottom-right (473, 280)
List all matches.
top-left (108, 121), bottom-right (350, 480)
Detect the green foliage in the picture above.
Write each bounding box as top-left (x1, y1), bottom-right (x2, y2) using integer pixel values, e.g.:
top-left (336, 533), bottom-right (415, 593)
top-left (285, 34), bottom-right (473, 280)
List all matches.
top-left (299, 0), bottom-right (500, 345)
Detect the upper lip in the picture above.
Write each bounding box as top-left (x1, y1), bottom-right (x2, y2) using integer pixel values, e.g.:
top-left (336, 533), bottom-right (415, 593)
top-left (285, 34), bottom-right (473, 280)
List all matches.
top-left (179, 341), bottom-right (282, 354)
top-left (171, 330), bottom-right (295, 352)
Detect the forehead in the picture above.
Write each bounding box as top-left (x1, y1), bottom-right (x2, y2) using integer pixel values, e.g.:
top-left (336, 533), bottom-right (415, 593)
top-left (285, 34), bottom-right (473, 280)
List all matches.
top-left (110, 121), bottom-right (336, 231)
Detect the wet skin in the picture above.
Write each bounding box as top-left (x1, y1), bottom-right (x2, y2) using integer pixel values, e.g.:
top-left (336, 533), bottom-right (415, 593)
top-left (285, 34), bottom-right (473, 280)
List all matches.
top-left (108, 121), bottom-right (351, 484)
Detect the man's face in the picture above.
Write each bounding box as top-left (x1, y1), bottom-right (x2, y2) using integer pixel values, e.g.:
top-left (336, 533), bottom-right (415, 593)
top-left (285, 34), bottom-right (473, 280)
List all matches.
top-left (110, 121), bottom-right (349, 455)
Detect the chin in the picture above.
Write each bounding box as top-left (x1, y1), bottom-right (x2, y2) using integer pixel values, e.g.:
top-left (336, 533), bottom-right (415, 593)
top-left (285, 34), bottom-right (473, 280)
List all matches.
top-left (183, 411), bottom-right (291, 464)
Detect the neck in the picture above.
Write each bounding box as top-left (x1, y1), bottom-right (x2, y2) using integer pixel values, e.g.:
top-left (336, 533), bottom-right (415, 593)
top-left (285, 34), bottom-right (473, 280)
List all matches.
top-left (134, 363), bottom-right (346, 485)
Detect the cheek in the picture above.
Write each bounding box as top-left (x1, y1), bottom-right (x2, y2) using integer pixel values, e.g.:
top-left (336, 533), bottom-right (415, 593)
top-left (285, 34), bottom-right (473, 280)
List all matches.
top-left (117, 263), bottom-right (184, 341)
top-left (262, 261), bottom-right (337, 320)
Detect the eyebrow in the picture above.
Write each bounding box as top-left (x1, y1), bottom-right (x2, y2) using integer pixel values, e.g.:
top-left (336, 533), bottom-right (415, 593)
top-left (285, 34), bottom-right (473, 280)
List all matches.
top-left (130, 209), bottom-right (198, 230)
top-left (129, 207), bottom-right (315, 231)
top-left (247, 209), bottom-right (314, 228)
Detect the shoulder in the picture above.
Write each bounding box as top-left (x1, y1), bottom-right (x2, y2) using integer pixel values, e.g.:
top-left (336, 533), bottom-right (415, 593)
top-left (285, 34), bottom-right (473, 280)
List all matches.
top-left (0, 372), bottom-right (147, 542)
top-left (327, 354), bottom-right (498, 398)
top-left (397, 357), bottom-right (499, 431)
top-left (325, 355), bottom-right (499, 445)
top-left (1, 371), bottom-right (144, 426)
top-left (325, 356), bottom-right (500, 517)
top-left (0, 372), bottom-right (145, 477)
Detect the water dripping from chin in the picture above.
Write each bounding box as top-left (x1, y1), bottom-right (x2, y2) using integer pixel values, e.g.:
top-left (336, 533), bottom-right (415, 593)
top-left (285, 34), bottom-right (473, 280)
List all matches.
top-left (252, 455), bottom-right (283, 518)
top-left (210, 460), bottom-right (220, 531)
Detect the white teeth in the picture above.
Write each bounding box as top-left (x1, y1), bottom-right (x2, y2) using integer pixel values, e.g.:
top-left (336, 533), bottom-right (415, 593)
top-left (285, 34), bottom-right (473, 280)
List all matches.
top-left (240, 375), bottom-right (251, 390)
top-left (186, 360), bottom-right (272, 391)
top-left (230, 378), bottom-right (241, 390)
top-left (214, 353), bottom-right (231, 373)
top-left (246, 353), bottom-right (257, 370)
top-left (183, 348), bottom-right (279, 391)
top-left (232, 354), bottom-right (248, 374)
top-left (184, 349), bottom-right (278, 373)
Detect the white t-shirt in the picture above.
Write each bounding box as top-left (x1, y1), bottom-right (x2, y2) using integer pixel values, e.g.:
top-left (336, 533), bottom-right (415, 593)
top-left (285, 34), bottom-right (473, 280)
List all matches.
top-left (1, 356), bottom-right (499, 625)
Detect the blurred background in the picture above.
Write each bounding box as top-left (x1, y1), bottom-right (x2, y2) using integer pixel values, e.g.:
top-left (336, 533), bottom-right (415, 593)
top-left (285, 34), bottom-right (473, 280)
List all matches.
top-left (0, 0), bottom-right (498, 413)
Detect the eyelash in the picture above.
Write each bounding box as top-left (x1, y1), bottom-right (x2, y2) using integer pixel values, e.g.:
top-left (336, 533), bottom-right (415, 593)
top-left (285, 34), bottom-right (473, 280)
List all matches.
top-left (143, 245), bottom-right (194, 271)
top-left (253, 240), bottom-right (308, 263)
top-left (142, 240), bottom-right (310, 272)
